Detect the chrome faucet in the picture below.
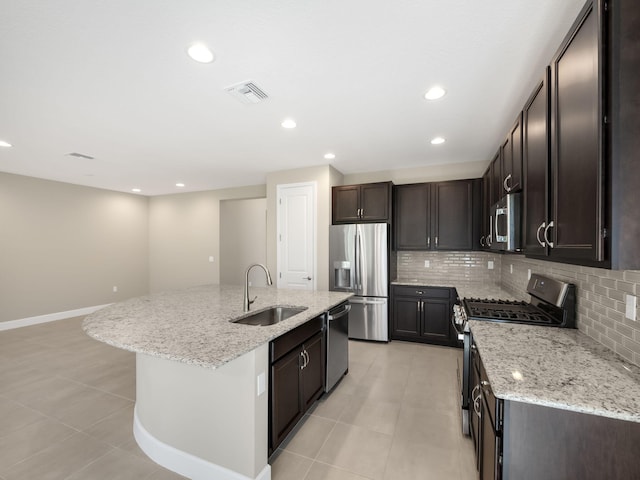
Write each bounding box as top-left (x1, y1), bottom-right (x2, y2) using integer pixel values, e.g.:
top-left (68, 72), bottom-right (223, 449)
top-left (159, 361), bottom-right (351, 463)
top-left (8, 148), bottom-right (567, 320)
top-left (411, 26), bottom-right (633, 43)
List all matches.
top-left (243, 264), bottom-right (273, 312)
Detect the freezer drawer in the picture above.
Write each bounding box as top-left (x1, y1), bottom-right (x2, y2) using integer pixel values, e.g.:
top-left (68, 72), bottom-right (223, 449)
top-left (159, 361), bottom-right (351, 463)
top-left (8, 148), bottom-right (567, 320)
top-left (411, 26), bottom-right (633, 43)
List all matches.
top-left (348, 297), bottom-right (388, 342)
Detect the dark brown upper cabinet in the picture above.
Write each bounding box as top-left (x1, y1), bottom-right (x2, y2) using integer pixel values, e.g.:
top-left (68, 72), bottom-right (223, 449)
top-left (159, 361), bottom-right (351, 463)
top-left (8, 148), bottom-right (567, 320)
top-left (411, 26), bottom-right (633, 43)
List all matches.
top-left (523, 70), bottom-right (551, 259)
top-left (394, 179), bottom-right (480, 251)
top-left (332, 182), bottom-right (391, 224)
top-left (489, 150), bottom-right (503, 205)
top-left (502, 114), bottom-right (523, 194)
top-left (480, 167), bottom-right (492, 249)
top-left (548, 0), bottom-right (604, 264)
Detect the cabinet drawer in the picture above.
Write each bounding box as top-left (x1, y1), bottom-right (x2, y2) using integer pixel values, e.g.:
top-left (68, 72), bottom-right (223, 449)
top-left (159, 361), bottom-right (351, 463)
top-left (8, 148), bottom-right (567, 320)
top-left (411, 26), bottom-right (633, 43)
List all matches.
top-left (393, 285), bottom-right (452, 299)
top-left (270, 315), bottom-right (324, 363)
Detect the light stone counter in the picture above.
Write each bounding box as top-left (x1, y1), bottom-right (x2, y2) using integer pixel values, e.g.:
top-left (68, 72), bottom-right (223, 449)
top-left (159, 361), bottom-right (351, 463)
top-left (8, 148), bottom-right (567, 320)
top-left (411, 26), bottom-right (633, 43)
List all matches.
top-left (83, 284), bottom-right (352, 370)
top-left (470, 320), bottom-right (640, 423)
top-left (392, 279), bottom-right (518, 302)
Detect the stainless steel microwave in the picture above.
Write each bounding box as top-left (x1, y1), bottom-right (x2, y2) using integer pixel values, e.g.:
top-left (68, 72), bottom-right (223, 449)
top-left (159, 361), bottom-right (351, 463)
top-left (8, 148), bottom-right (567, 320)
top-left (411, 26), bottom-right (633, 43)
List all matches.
top-left (489, 192), bottom-right (522, 252)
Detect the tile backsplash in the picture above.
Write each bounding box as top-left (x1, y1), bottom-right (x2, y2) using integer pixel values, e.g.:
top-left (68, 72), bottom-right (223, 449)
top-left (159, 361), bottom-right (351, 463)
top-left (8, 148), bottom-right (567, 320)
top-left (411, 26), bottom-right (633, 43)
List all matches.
top-left (394, 251), bottom-right (640, 367)
top-left (396, 251), bottom-right (502, 285)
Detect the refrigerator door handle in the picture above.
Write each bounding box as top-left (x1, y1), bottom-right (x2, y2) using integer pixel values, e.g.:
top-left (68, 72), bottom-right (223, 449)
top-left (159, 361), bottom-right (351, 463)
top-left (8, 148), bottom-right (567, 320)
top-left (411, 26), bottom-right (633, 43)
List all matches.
top-left (354, 232), bottom-right (359, 293)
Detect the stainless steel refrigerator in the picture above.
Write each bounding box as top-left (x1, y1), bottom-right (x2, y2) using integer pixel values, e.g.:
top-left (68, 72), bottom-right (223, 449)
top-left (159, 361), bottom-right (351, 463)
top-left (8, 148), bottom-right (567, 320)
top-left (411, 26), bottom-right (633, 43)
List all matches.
top-left (329, 223), bottom-right (389, 342)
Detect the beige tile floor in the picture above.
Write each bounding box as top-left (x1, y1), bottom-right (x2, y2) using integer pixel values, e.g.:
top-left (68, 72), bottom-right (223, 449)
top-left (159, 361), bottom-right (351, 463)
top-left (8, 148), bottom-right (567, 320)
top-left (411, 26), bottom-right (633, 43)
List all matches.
top-left (0, 316), bottom-right (187, 480)
top-left (0, 316), bottom-right (476, 480)
top-left (271, 339), bottom-right (477, 480)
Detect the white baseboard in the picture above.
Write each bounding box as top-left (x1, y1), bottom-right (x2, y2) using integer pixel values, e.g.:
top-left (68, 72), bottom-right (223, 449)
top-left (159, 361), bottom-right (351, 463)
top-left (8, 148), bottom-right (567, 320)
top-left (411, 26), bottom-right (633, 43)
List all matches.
top-left (0, 304), bottom-right (112, 331)
top-left (133, 406), bottom-right (271, 480)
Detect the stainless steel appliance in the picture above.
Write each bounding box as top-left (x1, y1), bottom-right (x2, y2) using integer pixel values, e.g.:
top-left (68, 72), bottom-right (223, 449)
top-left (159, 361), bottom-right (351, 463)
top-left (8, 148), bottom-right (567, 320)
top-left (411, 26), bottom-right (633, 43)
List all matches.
top-left (489, 192), bottom-right (522, 252)
top-left (452, 274), bottom-right (576, 436)
top-left (325, 301), bottom-right (351, 392)
top-left (329, 223), bottom-right (389, 342)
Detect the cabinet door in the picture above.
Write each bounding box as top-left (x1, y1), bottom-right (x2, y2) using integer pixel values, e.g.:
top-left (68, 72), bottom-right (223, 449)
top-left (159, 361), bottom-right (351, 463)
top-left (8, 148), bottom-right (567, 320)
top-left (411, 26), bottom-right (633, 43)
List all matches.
top-left (271, 347), bottom-right (303, 449)
top-left (433, 180), bottom-right (474, 250)
top-left (503, 114), bottom-right (523, 193)
top-left (301, 332), bottom-right (325, 412)
top-left (490, 150), bottom-right (502, 205)
top-left (360, 183), bottom-right (390, 222)
top-left (481, 396), bottom-right (499, 480)
top-left (482, 167), bottom-right (492, 248)
top-left (470, 346), bottom-right (481, 471)
top-left (394, 184), bottom-right (430, 250)
top-left (523, 72), bottom-right (550, 257)
top-left (392, 296), bottom-right (421, 337)
top-left (332, 186), bottom-right (360, 224)
top-left (550, 1), bottom-right (604, 263)
top-left (420, 298), bottom-right (451, 344)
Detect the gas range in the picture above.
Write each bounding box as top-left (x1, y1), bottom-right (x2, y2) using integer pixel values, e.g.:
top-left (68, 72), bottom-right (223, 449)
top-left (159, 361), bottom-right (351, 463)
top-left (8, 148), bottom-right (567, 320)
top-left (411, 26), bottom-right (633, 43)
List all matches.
top-left (453, 274), bottom-right (576, 330)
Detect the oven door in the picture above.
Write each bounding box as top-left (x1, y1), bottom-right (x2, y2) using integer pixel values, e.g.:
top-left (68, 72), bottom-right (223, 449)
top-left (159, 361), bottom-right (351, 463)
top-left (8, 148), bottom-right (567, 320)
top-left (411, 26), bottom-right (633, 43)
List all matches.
top-left (452, 313), bottom-right (471, 436)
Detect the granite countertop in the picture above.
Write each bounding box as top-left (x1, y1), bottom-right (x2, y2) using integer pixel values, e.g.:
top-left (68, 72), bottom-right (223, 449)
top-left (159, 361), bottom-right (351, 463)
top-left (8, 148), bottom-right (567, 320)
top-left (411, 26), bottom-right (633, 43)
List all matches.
top-left (392, 279), bottom-right (518, 302)
top-left (83, 285), bottom-right (352, 370)
top-left (470, 320), bottom-right (640, 423)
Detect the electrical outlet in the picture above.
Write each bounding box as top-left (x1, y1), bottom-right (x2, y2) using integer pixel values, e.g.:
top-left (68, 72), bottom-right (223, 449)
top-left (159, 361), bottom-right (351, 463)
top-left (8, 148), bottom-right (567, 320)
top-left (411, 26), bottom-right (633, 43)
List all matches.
top-left (209, 256), bottom-right (214, 263)
top-left (424, 260), bottom-right (430, 268)
top-left (510, 264), bottom-right (513, 274)
top-left (527, 269), bottom-right (532, 280)
top-left (488, 261), bottom-right (494, 270)
top-left (625, 294), bottom-right (637, 321)
top-left (112, 286), bottom-right (118, 293)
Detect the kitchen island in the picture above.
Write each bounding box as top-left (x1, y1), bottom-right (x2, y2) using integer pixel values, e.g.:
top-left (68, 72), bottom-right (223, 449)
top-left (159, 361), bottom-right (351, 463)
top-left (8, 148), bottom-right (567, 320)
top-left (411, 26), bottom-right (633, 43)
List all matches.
top-left (83, 285), bottom-right (352, 480)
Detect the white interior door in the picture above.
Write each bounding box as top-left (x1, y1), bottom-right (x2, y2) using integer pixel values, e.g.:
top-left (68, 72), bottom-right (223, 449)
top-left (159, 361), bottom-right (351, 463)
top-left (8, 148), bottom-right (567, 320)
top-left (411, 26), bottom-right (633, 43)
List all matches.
top-left (277, 182), bottom-right (316, 290)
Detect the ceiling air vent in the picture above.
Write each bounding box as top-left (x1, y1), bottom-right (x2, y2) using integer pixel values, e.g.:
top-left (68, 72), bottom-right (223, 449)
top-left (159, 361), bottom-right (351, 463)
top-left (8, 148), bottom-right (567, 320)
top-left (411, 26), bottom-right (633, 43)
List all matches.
top-left (225, 81), bottom-right (269, 105)
top-left (66, 152), bottom-right (95, 160)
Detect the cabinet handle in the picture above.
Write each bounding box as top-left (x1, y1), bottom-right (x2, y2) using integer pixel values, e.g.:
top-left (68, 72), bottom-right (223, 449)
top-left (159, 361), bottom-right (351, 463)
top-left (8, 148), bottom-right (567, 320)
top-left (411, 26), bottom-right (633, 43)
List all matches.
top-left (543, 221), bottom-right (554, 248)
top-left (503, 174), bottom-right (512, 193)
top-left (300, 351), bottom-right (306, 370)
top-left (304, 350), bottom-right (310, 367)
top-left (536, 222), bottom-right (546, 247)
top-left (416, 290), bottom-right (424, 295)
top-left (427, 237), bottom-right (431, 248)
top-left (435, 236), bottom-right (438, 248)
top-left (480, 236), bottom-right (485, 247)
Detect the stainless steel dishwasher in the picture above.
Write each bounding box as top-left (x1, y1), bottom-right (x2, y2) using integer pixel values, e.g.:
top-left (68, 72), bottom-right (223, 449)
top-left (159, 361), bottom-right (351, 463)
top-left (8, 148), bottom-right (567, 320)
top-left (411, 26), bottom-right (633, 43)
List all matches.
top-left (325, 301), bottom-right (351, 392)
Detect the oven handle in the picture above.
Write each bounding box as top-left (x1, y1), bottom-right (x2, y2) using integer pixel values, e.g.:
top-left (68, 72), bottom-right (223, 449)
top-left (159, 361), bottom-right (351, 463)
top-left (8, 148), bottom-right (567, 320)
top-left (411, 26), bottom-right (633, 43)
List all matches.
top-left (450, 315), bottom-right (465, 337)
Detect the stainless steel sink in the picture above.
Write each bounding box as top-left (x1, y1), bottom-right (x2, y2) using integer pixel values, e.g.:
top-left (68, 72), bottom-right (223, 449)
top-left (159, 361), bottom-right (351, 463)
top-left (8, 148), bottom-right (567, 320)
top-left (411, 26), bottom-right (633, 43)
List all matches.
top-left (232, 306), bottom-right (308, 326)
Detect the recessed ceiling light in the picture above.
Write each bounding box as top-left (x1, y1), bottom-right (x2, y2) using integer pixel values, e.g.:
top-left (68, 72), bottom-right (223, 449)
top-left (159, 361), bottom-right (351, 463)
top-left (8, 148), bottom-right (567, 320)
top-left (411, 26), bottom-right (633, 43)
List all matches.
top-left (187, 43), bottom-right (215, 64)
top-left (176, 183), bottom-right (185, 188)
top-left (424, 86), bottom-right (446, 100)
top-left (281, 119), bottom-right (297, 129)
top-left (132, 188), bottom-right (141, 193)
top-left (324, 153), bottom-right (336, 160)
top-left (431, 137), bottom-right (446, 145)
top-left (0, 140), bottom-right (13, 148)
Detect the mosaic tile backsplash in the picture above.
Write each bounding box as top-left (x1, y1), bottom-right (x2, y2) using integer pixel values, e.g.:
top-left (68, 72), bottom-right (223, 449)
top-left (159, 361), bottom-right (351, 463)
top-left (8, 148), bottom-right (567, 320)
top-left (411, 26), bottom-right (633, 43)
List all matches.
top-left (395, 250), bottom-right (640, 367)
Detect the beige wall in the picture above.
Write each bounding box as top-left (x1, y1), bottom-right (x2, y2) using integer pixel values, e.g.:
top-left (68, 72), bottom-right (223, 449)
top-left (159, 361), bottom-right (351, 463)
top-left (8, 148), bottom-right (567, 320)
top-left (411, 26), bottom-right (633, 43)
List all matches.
top-left (0, 172), bottom-right (149, 323)
top-left (148, 185), bottom-right (266, 292)
top-left (342, 160), bottom-right (487, 185)
top-left (220, 198), bottom-right (268, 286)
top-left (266, 165), bottom-right (343, 291)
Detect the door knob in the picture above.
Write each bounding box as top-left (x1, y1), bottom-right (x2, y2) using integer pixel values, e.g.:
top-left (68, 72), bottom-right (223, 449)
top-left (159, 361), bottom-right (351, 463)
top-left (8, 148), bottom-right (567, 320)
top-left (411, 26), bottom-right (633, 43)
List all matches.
top-left (302, 276), bottom-right (312, 280)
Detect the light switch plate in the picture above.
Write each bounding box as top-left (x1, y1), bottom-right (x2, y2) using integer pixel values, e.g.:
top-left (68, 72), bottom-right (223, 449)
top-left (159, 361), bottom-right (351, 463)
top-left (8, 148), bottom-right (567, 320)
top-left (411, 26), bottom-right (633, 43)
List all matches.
top-left (488, 261), bottom-right (494, 270)
top-left (527, 269), bottom-right (532, 280)
top-left (424, 260), bottom-right (430, 268)
top-left (209, 256), bottom-right (214, 263)
top-left (510, 264), bottom-right (513, 274)
top-left (625, 294), bottom-right (637, 321)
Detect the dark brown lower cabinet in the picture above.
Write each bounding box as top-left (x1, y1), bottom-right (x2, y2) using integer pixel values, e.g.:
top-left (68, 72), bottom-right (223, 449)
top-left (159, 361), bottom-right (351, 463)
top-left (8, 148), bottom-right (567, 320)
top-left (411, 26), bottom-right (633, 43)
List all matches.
top-left (470, 341), bottom-right (640, 480)
top-left (390, 285), bottom-right (456, 346)
top-left (269, 317), bottom-right (325, 453)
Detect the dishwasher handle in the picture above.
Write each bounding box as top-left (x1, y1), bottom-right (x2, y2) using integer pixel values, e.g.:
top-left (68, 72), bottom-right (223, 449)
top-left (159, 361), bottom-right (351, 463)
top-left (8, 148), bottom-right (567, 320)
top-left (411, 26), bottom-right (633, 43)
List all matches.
top-left (327, 303), bottom-right (351, 321)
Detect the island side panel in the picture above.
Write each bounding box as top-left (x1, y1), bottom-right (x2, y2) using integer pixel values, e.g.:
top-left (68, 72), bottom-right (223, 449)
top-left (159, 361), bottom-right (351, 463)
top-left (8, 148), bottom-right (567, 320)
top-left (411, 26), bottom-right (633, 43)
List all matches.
top-left (135, 345), bottom-right (270, 480)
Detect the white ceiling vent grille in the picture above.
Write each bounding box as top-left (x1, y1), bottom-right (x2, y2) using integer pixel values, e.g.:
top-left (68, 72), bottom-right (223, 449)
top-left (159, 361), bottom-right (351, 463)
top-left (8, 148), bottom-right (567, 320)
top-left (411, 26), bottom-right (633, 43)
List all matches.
top-left (225, 81), bottom-right (269, 104)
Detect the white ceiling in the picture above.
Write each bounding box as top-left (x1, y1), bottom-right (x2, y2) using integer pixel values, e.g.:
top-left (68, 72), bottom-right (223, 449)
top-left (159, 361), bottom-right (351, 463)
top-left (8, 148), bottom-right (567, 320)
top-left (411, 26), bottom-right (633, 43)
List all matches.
top-left (0, 0), bottom-right (586, 196)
